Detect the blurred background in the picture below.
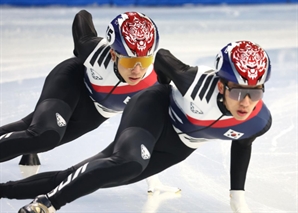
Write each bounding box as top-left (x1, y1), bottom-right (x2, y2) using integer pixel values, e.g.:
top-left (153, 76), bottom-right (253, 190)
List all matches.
top-left (0, 1), bottom-right (297, 213)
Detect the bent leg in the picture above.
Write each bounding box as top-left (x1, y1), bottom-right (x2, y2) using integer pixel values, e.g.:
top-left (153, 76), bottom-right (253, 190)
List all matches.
top-left (48, 127), bottom-right (156, 210)
top-left (0, 99), bottom-right (72, 162)
top-left (128, 119), bottom-right (196, 185)
top-left (0, 127), bottom-right (156, 203)
top-left (0, 141), bottom-right (115, 199)
top-left (0, 113), bottom-right (33, 136)
top-left (47, 85), bottom-right (171, 210)
top-left (0, 168), bottom-right (74, 199)
top-left (5, 85), bottom-right (171, 210)
top-left (0, 58), bottom-right (87, 162)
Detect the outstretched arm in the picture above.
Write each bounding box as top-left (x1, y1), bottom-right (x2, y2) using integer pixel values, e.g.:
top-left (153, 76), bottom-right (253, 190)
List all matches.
top-left (230, 137), bottom-right (255, 213)
top-left (230, 109), bottom-right (272, 212)
top-left (230, 137), bottom-right (255, 190)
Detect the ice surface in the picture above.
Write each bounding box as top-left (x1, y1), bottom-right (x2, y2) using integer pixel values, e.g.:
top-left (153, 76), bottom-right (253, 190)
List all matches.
top-left (0, 4), bottom-right (297, 213)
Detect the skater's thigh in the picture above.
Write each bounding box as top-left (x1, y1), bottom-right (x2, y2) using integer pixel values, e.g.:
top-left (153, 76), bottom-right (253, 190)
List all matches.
top-left (116, 85), bottom-right (170, 140)
top-left (59, 93), bottom-right (107, 144)
top-left (37, 58), bottom-right (85, 110)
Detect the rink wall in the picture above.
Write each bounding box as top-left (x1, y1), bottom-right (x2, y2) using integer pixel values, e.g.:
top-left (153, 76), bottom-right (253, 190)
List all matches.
top-left (1, 0), bottom-right (298, 6)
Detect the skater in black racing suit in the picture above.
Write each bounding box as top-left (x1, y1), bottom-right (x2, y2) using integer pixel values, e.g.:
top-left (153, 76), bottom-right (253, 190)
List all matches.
top-left (1, 41), bottom-right (272, 213)
top-left (0, 10), bottom-right (159, 162)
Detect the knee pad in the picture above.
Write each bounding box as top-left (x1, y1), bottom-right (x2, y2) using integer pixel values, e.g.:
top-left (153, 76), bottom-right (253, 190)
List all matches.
top-left (29, 99), bottom-right (72, 141)
top-left (113, 127), bottom-right (156, 171)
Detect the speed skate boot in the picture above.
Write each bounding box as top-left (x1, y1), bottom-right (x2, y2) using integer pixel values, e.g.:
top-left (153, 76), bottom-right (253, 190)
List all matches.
top-left (18, 195), bottom-right (56, 213)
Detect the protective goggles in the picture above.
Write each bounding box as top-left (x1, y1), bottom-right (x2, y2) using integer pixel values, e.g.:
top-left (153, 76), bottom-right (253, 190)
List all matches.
top-left (115, 52), bottom-right (153, 69)
top-left (225, 84), bottom-right (264, 101)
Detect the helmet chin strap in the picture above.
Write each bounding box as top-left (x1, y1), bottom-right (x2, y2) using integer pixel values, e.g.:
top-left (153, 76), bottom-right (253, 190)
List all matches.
top-left (217, 91), bottom-right (232, 116)
top-left (113, 58), bottom-right (126, 82)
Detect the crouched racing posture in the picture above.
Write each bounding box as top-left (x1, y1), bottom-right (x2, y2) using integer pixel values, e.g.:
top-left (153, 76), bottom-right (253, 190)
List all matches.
top-left (0, 9), bottom-right (175, 195)
top-left (0, 40), bottom-right (272, 213)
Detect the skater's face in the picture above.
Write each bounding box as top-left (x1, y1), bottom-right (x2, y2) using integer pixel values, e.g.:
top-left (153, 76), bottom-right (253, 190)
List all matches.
top-left (218, 81), bottom-right (264, 121)
top-left (111, 50), bottom-right (152, 85)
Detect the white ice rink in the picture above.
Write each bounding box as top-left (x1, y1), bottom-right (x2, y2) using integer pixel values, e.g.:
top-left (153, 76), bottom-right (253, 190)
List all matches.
top-left (0, 3), bottom-right (297, 213)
